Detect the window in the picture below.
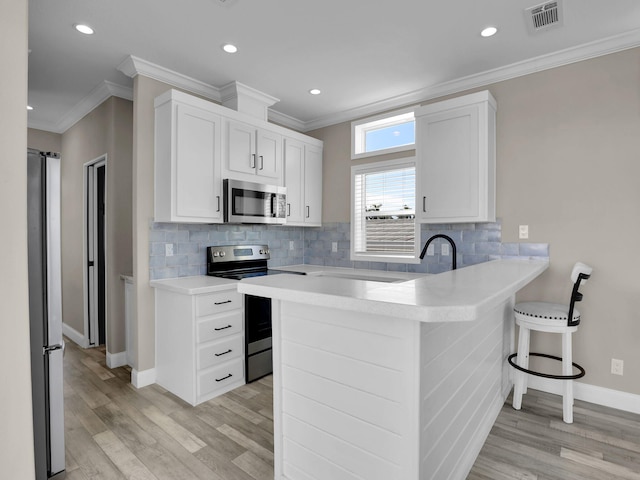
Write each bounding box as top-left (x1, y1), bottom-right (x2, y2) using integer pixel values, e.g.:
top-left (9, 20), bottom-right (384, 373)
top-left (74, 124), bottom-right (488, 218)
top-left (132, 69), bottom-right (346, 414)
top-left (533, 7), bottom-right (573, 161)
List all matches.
top-left (351, 107), bottom-right (416, 159)
top-left (351, 158), bottom-right (419, 263)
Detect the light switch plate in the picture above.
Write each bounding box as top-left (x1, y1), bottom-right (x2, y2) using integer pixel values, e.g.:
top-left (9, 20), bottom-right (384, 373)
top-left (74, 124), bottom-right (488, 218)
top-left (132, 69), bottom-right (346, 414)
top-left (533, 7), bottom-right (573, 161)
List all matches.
top-left (519, 225), bottom-right (529, 239)
top-left (332, 242), bottom-right (338, 253)
top-left (289, 240), bottom-right (295, 250)
top-left (165, 243), bottom-right (174, 256)
top-left (426, 244), bottom-right (435, 256)
top-left (441, 244), bottom-right (450, 256)
top-left (611, 358), bottom-right (624, 376)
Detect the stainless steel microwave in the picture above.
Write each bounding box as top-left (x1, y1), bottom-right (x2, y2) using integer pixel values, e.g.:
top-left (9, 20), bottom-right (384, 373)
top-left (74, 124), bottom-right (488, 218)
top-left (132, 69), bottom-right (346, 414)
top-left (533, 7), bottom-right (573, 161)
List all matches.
top-left (224, 179), bottom-right (287, 224)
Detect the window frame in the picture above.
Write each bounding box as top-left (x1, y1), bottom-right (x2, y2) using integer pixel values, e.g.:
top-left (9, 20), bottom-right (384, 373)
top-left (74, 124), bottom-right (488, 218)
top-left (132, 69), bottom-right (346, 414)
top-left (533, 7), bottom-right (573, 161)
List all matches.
top-left (350, 157), bottom-right (420, 264)
top-left (351, 106), bottom-right (417, 160)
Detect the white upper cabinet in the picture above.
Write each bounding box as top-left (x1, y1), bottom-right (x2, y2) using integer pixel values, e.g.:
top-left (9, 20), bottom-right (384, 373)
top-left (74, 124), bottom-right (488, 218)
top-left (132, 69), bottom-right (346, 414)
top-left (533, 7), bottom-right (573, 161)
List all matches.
top-left (284, 138), bottom-right (323, 226)
top-left (416, 90), bottom-right (496, 224)
top-left (225, 119), bottom-right (282, 183)
top-left (154, 91), bottom-right (223, 223)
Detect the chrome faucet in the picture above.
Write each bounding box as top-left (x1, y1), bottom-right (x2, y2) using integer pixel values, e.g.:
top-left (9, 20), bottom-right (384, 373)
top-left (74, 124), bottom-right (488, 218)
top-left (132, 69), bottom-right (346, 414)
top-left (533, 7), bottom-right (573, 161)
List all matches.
top-left (419, 234), bottom-right (457, 271)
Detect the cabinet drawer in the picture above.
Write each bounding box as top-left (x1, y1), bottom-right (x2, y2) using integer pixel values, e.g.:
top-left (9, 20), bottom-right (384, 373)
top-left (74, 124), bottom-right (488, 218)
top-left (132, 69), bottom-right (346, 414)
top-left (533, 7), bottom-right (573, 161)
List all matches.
top-left (196, 290), bottom-right (242, 317)
top-left (197, 310), bottom-right (243, 344)
top-left (197, 359), bottom-right (244, 398)
top-left (198, 334), bottom-right (243, 370)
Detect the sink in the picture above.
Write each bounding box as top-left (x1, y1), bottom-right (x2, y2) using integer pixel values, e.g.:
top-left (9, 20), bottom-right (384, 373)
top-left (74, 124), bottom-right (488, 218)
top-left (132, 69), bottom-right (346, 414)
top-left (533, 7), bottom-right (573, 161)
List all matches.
top-left (314, 273), bottom-right (406, 283)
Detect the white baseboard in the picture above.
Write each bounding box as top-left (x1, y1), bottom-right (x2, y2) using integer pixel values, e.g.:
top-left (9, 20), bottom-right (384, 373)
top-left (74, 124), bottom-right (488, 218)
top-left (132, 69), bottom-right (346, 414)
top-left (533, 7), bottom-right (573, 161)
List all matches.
top-left (131, 368), bottom-right (156, 389)
top-left (527, 376), bottom-right (640, 415)
top-left (62, 323), bottom-right (89, 348)
top-left (106, 351), bottom-right (128, 369)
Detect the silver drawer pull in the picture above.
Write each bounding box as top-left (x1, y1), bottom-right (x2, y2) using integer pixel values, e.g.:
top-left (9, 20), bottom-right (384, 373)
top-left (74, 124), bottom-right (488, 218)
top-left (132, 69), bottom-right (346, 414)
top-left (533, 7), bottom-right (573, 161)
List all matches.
top-left (216, 373), bottom-right (232, 382)
top-left (215, 349), bottom-right (232, 357)
top-left (214, 325), bottom-right (232, 331)
top-left (214, 299), bottom-right (232, 305)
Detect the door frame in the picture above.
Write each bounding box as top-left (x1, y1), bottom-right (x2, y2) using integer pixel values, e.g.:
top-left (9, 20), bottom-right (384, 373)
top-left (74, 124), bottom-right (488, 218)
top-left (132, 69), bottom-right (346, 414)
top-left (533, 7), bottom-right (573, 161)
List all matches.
top-left (82, 155), bottom-right (108, 351)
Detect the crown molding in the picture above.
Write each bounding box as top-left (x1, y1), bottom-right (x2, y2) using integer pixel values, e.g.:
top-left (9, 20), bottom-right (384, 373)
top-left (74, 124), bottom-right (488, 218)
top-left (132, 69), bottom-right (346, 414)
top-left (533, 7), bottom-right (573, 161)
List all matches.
top-left (117, 55), bottom-right (222, 102)
top-left (28, 80), bottom-right (133, 134)
top-left (300, 28), bottom-right (640, 132)
top-left (267, 108), bottom-right (307, 132)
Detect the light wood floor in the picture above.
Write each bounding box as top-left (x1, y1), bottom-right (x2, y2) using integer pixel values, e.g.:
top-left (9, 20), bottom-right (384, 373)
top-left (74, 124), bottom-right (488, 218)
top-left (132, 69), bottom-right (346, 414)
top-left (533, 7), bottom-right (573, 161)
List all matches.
top-left (64, 340), bottom-right (640, 479)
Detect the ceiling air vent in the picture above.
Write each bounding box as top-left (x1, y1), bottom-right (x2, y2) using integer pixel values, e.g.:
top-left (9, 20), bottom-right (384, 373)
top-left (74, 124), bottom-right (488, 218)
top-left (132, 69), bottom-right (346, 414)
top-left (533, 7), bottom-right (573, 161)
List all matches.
top-left (525, 0), bottom-right (564, 34)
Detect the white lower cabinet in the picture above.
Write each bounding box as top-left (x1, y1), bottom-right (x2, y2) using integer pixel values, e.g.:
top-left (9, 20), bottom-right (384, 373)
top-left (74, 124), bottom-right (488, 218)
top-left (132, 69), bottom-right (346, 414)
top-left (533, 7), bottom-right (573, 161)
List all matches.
top-left (155, 286), bottom-right (244, 406)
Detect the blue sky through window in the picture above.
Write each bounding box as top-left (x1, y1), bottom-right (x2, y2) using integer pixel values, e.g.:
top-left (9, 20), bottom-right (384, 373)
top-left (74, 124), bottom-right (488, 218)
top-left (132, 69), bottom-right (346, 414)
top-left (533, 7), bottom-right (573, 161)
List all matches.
top-left (365, 121), bottom-right (415, 153)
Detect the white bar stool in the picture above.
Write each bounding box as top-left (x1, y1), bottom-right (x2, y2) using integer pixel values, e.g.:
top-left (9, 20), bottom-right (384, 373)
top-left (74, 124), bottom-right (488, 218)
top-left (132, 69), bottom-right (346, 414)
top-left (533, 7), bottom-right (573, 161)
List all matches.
top-left (508, 262), bottom-right (593, 423)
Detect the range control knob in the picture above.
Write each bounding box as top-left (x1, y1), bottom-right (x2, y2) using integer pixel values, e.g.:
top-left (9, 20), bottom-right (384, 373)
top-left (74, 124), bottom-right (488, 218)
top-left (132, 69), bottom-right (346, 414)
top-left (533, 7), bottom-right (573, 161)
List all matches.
top-left (213, 251), bottom-right (220, 257)
top-left (220, 251), bottom-right (226, 257)
top-left (266, 249), bottom-right (270, 255)
top-left (259, 249), bottom-right (265, 254)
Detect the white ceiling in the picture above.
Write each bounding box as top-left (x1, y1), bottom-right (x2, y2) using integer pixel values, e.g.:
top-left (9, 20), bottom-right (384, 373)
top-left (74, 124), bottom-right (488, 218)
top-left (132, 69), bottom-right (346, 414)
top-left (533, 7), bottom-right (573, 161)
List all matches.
top-left (28, 0), bottom-right (640, 133)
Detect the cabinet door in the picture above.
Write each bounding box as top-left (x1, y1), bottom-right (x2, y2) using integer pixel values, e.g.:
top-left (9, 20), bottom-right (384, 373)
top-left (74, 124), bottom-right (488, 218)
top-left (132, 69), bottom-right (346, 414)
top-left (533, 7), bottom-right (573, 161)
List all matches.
top-left (227, 120), bottom-right (257, 175)
top-left (304, 145), bottom-right (323, 225)
top-left (256, 129), bottom-right (282, 180)
top-left (417, 104), bottom-right (480, 222)
top-left (174, 104), bottom-right (222, 221)
top-left (284, 138), bottom-right (305, 223)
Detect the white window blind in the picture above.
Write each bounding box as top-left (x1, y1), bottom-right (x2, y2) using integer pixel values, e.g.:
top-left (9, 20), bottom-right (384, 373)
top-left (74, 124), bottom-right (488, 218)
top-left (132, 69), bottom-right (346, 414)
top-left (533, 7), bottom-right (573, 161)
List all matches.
top-left (353, 163), bottom-right (416, 256)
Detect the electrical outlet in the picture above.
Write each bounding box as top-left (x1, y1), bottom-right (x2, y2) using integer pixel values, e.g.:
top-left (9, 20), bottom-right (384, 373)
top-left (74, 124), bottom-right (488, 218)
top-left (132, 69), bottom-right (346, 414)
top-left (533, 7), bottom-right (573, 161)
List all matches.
top-left (611, 358), bottom-right (624, 376)
top-left (165, 243), bottom-right (174, 257)
top-left (441, 244), bottom-right (450, 256)
top-left (332, 242), bottom-right (338, 253)
top-left (289, 240), bottom-right (295, 250)
top-left (426, 244), bottom-right (435, 256)
top-left (519, 225), bottom-right (529, 239)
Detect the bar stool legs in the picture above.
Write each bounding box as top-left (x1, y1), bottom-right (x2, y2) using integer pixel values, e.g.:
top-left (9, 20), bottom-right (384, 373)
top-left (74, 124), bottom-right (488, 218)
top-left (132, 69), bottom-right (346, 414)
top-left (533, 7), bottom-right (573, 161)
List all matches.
top-left (512, 326), bottom-right (530, 411)
top-left (562, 331), bottom-right (574, 424)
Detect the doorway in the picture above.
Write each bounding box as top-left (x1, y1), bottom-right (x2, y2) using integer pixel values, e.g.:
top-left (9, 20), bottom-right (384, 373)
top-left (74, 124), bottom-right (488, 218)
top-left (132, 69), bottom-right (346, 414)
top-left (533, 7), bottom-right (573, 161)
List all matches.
top-left (84, 157), bottom-right (106, 347)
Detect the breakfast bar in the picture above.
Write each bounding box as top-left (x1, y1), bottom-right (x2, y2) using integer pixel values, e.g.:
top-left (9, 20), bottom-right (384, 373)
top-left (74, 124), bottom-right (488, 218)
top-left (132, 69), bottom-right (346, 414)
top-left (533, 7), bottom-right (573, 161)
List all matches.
top-left (238, 259), bottom-right (548, 480)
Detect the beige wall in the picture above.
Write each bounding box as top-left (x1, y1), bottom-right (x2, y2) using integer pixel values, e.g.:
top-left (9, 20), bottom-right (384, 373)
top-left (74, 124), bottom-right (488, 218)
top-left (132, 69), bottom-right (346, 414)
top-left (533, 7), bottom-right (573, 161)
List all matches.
top-left (310, 47), bottom-right (640, 395)
top-left (28, 128), bottom-right (62, 153)
top-left (60, 96), bottom-right (133, 354)
top-left (0, 0), bottom-right (36, 476)
top-left (132, 76), bottom-right (174, 372)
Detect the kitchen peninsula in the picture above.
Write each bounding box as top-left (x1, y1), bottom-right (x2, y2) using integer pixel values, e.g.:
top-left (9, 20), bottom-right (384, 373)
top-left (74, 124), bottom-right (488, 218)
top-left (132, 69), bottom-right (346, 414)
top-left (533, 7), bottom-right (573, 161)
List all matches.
top-left (238, 258), bottom-right (548, 480)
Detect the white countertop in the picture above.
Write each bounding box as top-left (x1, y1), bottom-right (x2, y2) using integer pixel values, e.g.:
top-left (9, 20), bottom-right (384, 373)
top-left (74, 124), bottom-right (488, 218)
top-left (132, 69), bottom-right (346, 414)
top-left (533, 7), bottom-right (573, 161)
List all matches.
top-left (238, 259), bottom-right (548, 323)
top-left (150, 275), bottom-right (238, 294)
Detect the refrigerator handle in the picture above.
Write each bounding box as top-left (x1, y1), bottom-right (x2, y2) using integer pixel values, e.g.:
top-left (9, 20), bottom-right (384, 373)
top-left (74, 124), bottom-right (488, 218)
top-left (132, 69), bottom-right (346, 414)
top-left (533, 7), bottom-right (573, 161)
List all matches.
top-left (43, 344), bottom-right (63, 355)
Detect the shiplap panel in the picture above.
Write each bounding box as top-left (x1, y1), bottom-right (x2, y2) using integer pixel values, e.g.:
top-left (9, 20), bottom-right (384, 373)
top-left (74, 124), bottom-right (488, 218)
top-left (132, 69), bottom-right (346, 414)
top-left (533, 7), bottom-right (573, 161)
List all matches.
top-left (419, 302), bottom-right (510, 480)
top-left (281, 339), bottom-right (403, 402)
top-left (281, 365), bottom-right (404, 434)
top-left (283, 389), bottom-right (403, 464)
top-left (278, 302), bottom-right (420, 480)
top-left (420, 320), bottom-right (473, 366)
top-left (422, 343), bottom-right (502, 449)
top-left (284, 415), bottom-right (401, 480)
top-left (283, 438), bottom-right (362, 480)
top-left (422, 320), bottom-right (502, 406)
top-left (281, 314), bottom-right (406, 370)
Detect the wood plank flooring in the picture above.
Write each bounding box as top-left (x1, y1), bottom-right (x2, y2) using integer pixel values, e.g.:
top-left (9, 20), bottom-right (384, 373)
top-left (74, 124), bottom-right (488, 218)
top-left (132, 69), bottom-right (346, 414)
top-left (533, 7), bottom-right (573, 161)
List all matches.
top-left (467, 389), bottom-right (640, 480)
top-left (64, 339), bottom-right (640, 479)
top-left (63, 339), bottom-right (274, 480)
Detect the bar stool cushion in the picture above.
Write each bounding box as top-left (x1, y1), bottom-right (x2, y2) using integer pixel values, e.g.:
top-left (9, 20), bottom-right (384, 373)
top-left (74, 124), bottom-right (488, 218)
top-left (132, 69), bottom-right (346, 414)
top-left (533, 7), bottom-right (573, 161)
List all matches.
top-left (515, 301), bottom-right (580, 328)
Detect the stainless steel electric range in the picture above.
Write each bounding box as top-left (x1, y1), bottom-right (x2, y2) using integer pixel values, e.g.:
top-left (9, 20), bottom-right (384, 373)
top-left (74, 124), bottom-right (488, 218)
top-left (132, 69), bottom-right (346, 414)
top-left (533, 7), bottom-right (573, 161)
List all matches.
top-left (206, 245), bottom-right (303, 382)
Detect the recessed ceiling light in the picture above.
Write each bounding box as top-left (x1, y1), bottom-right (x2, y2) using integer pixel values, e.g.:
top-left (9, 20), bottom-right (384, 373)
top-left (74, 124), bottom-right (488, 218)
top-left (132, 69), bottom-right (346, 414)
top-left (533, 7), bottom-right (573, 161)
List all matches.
top-left (309, 89), bottom-right (321, 95)
top-left (481, 26), bottom-right (498, 37)
top-left (27, 105), bottom-right (33, 111)
top-left (74, 24), bottom-right (94, 35)
top-left (222, 44), bottom-right (238, 54)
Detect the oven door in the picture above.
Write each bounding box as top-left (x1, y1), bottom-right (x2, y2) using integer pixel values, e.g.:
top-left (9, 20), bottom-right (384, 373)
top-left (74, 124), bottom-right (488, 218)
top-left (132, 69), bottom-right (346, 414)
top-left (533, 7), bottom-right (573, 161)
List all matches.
top-left (224, 179), bottom-right (286, 224)
top-left (244, 294), bottom-right (273, 382)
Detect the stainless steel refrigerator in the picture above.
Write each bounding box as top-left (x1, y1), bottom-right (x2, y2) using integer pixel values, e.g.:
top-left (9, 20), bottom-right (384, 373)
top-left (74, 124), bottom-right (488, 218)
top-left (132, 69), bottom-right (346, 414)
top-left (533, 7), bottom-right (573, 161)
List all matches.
top-left (27, 148), bottom-right (65, 479)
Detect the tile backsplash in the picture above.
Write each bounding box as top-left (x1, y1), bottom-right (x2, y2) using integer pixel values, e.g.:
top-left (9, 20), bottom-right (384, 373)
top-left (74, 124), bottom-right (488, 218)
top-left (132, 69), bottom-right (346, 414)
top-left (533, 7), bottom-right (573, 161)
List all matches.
top-left (149, 220), bottom-right (549, 280)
